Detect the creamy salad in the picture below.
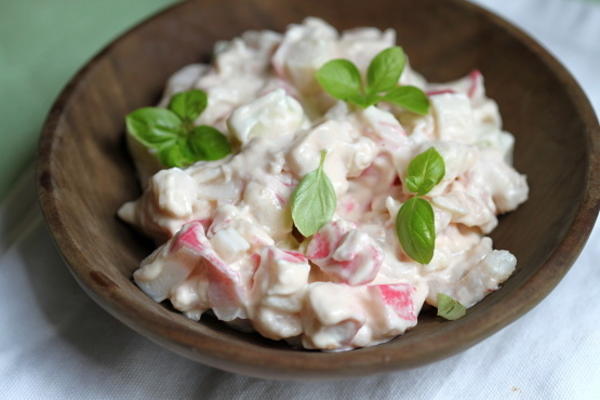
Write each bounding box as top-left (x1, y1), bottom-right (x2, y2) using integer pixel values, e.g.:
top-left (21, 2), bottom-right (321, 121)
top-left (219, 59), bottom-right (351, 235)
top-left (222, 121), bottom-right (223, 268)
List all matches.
top-left (118, 18), bottom-right (528, 350)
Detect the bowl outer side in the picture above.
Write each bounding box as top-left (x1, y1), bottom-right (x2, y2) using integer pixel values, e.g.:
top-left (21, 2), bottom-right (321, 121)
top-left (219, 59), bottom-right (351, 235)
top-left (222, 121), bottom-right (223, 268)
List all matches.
top-left (37, 0), bottom-right (600, 379)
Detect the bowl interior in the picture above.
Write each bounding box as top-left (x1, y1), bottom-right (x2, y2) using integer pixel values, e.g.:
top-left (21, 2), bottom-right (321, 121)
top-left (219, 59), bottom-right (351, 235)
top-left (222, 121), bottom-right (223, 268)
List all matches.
top-left (38, 0), bottom-right (599, 379)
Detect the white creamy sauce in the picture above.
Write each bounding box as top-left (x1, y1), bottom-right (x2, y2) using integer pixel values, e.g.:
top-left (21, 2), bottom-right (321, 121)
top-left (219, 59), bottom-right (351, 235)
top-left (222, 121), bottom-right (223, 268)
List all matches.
top-left (118, 18), bottom-right (529, 350)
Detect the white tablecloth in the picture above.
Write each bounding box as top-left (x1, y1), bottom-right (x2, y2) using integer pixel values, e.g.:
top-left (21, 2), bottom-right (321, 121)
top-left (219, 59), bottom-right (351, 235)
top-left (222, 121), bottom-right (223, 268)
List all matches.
top-left (1, 1), bottom-right (599, 398)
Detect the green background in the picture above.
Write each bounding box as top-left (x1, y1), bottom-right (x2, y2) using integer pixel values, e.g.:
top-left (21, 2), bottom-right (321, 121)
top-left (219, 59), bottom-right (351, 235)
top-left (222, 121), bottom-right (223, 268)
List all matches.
top-left (0, 0), bottom-right (178, 200)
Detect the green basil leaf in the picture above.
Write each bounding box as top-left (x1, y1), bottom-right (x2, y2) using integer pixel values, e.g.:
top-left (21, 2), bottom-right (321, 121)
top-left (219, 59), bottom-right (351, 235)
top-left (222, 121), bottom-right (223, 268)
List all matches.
top-left (366, 46), bottom-right (406, 94)
top-left (168, 89), bottom-right (208, 123)
top-left (187, 125), bottom-right (231, 161)
top-left (316, 59), bottom-right (364, 105)
top-left (158, 140), bottom-right (194, 168)
top-left (126, 107), bottom-right (182, 148)
top-left (362, 92), bottom-right (381, 108)
top-left (405, 147), bottom-right (445, 195)
top-left (291, 151), bottom-right (337, 237)
top-left (436, 293), bottom-right (466, 320)
top-left (395, 197), bottom-right (435, 264)
top-left (382, 85), bottom-right (430, 115)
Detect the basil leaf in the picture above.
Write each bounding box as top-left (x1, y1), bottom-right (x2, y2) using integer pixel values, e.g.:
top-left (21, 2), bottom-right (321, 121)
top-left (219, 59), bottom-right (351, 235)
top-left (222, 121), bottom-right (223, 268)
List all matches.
top-left (316, 59), bottom-right (364, 105)
top-left (436, 293), bottom-right (466, 320)
top-left (382, 85), bottom-right (430, 115)
top-left (126, 107), bottom-right (181, 148)
top-left (405, 147), bottom-right (445, 195)
top-left (395, 197), bottom-right (435, 264)
top-left (168, 89), bottom-right (208, 123)
top-left (158, 140), bottom-right (194, 168)
top-left (291, 151), bottom-right (337, 237)
top-left (366, 46), bottom-right (406, 95)
top-left (157, 126), bottom-right (230, 168)
top-left (362, 92), bottom-right (381, 108)
top-left (188, 125), bottom-right (231, 161)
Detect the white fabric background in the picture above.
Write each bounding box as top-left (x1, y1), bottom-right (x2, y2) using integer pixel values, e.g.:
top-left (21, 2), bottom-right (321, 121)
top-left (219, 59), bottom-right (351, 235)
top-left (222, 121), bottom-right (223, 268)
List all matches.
top-left (1, 0), bottom-right (599, 398)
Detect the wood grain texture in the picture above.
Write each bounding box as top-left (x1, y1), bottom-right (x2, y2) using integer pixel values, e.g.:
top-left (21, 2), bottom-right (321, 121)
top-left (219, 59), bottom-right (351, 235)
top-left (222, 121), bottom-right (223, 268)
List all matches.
top-left (37, 0), bottom-right (600, 379)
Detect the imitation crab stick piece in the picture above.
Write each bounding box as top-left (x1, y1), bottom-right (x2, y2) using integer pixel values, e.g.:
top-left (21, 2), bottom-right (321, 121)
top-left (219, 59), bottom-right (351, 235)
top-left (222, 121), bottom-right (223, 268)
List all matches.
top-left (367, 282), bottom-right (427, 336)
top-left (467, 70), bottom-right (483, 99)
top-left (367, 281), bottom-right (428, 338)
top-left (426, 89), bottom-right (456, 96)
top-left (134, 221), bottom-right (247, 320)
top-left (370, 283), bottom-right (418, 321)
top-left (306, 221), bottom-right (383, 285)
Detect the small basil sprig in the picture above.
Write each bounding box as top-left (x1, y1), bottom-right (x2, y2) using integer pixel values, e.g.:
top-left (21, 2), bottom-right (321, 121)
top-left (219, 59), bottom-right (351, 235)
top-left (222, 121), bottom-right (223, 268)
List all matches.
top-left (395, 147), bottom-right (445, 264)
top-left (437, 293), bottom-right (466, 320)
top-left (126, 89), bottom-right (231, 168)
top-left (315, 46), bottom-right (429, 114)
top-left (290, 150), bottom-right (337, 237)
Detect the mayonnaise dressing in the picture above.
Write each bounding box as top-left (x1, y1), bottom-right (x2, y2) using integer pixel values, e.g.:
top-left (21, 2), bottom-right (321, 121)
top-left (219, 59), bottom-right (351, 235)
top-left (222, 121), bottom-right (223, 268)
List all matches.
top-left (119, 18), bottom-right (528, 350)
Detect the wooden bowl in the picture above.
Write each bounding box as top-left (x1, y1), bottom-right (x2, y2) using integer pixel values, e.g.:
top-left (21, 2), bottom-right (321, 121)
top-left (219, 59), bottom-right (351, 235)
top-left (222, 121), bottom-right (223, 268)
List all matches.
top-left (37, 0), bottom-right (599, 379)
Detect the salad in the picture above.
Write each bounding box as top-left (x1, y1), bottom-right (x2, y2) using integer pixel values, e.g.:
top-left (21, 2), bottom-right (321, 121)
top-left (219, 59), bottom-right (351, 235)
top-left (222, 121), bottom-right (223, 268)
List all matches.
top-left (118, 18), bottom-right (528, 350)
